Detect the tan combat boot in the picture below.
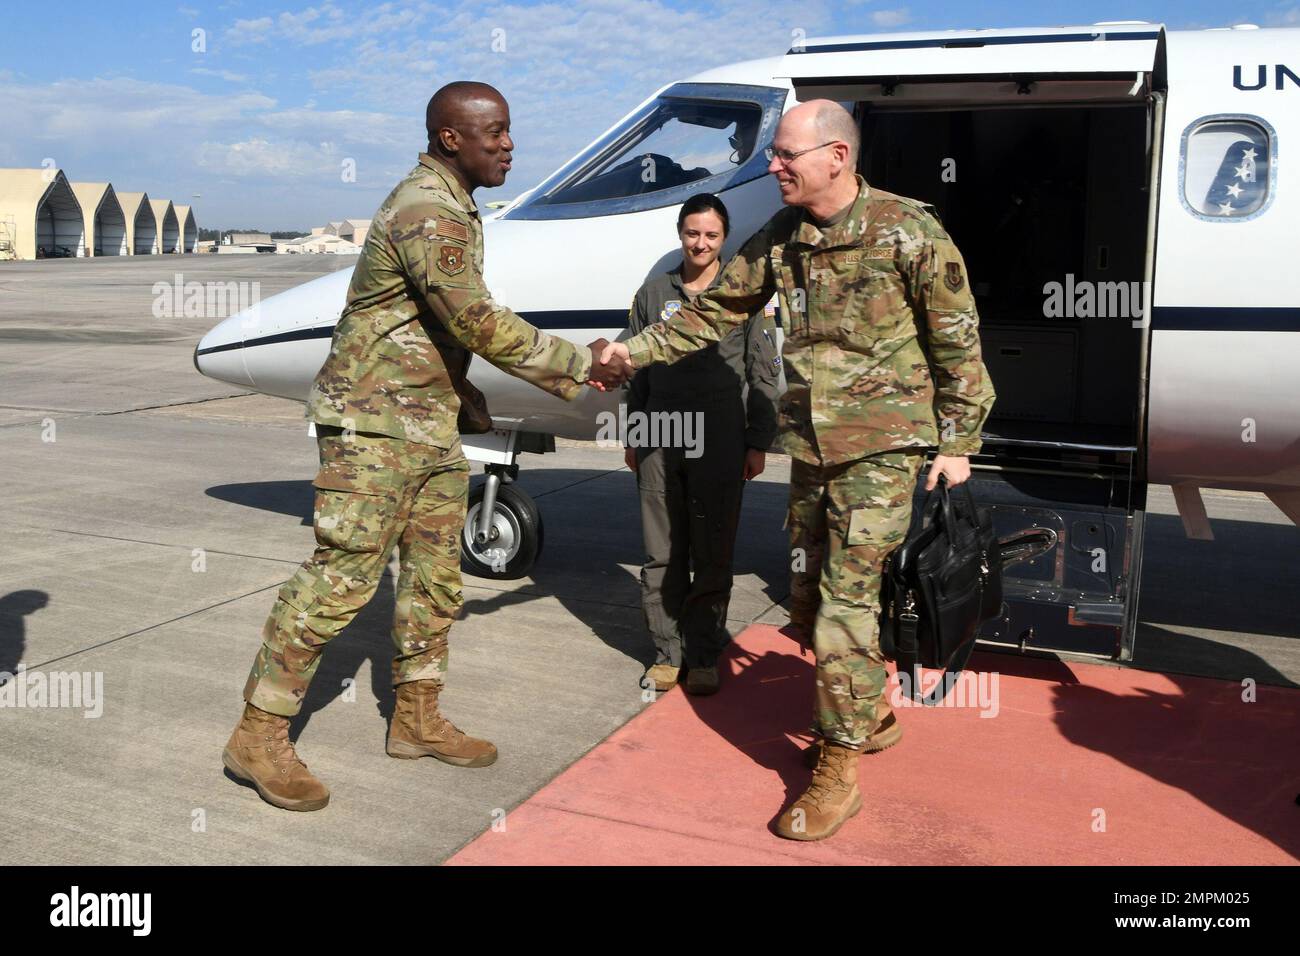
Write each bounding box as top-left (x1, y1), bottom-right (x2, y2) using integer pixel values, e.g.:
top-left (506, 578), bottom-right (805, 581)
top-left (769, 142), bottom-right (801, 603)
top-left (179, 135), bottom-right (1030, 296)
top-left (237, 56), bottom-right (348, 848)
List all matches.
top-left (776, 740), bottom-right (863, 841)
top-left (803, 702), bottom-right (902, 767)
top-left (386, 680), bottom-right (498, 767)
top-left (222, 703), bottom-right (330, 811)
top-left (645, 664), bottom-right (681, 692)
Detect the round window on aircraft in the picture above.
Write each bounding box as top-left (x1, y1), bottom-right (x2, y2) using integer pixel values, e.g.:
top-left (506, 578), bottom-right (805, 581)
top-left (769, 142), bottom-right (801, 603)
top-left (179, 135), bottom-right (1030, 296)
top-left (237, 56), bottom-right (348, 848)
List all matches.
top-left (1180, 115), bottom-right (1274, 221)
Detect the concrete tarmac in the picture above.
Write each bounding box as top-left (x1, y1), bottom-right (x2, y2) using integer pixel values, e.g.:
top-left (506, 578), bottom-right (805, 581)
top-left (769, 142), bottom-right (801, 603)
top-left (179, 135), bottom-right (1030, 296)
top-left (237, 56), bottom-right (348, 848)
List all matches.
top-left (1, 256), bottom-right (1295, 865)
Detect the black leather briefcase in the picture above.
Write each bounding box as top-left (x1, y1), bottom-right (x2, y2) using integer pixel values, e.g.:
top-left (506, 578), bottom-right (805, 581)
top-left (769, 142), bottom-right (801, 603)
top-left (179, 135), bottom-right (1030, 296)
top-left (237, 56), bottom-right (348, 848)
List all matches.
top-left (880, 480), bottom-right (1001, 704)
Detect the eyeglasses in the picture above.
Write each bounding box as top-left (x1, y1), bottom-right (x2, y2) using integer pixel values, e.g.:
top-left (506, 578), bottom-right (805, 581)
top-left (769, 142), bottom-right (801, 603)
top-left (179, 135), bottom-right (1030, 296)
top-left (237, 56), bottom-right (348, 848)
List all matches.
top-left (764, 141), bottom-right (838, 165)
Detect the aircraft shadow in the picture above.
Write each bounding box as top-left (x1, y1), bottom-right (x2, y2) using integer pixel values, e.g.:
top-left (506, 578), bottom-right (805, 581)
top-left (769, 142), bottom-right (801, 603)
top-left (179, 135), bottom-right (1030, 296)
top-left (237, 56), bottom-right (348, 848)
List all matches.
top-left (205, 466), bottom-right (792, 737)
top-left (460, 467), bottom-right (792, 673)
top-left (205, 469), bottom-right (1300, 858)
top-left (1047, 652), bottom-right (1300, 862)
top-left (207, 480), bottom-right (314, 527)
top-left (1137, 512), bottom-right (1299, 640)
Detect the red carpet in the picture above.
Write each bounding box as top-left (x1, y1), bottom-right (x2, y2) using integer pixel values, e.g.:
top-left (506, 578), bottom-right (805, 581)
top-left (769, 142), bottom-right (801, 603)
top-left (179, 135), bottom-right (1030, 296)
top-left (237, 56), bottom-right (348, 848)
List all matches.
top-left (447, 624), bottom-right (1300, 865)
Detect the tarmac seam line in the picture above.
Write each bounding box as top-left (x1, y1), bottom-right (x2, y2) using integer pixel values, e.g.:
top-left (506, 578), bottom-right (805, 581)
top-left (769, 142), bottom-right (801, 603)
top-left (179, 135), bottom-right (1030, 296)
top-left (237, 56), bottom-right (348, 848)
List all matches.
top-left (47, 527), bottom-right (304, 566)
top-left (0, 391), bottom-right (256, 428)
top-left (27, 580), bottom-right (286, 670)
top-left (93, 392), bottom-right (256, 417)
top-left (527, 468), bottom-right (623, 500)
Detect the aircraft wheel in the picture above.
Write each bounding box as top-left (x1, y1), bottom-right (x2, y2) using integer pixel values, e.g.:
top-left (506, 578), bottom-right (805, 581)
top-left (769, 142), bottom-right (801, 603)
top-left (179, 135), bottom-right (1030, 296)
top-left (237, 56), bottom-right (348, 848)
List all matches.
top-left (461, 482), bottom-right (543, 579)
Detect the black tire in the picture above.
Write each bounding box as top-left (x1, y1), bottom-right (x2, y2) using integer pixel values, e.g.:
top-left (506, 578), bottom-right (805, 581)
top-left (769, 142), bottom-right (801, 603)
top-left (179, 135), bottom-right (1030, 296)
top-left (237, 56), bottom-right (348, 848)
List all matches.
top-left (460, 482), bottom-right (543, 580)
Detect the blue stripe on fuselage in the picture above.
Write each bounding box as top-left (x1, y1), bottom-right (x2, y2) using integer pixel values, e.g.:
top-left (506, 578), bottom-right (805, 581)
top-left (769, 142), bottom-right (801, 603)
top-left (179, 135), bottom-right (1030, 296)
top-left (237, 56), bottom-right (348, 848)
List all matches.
top-left (195, 305), bottom-right (1300, 358)
top-left (194, 310), bottom-right (629, 357)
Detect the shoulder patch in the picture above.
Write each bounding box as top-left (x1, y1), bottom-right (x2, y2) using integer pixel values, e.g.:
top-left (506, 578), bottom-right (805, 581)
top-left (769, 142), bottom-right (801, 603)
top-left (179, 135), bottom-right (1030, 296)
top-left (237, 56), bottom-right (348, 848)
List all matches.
top-left (437, 245), bottom-right (466, 276)
top-left (659, 300), bottom-right (682, 323)
top-left (944, 260), bottom-right (965, 293)
top-left (435, 217), bottom-right (469, 243)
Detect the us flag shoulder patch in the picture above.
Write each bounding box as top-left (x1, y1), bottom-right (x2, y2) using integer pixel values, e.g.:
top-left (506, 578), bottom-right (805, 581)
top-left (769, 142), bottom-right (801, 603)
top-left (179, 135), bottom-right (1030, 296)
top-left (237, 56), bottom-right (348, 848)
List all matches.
top-left (435, 218), bottom-right (470, 243)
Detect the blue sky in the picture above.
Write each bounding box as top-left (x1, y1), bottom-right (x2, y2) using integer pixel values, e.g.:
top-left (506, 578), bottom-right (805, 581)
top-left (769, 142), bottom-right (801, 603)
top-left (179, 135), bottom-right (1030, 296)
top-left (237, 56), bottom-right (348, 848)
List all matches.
top-left (1, 0), bottom-right (1296, 230)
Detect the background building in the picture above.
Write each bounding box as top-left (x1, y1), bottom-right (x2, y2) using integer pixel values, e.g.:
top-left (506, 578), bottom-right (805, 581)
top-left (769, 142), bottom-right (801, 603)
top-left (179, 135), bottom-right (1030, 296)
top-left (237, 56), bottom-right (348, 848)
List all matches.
top-left (173, 205), bottom-right (198, 254)
top-left (0, 168), bottom-right (86, 259)
top-left (0, 171), bottom-right (201, 260)
top-left (115, 192), bottom-right (156, 255)
top-left (219, 232), bottom-right (275, 254)
top-left (277, 232), bottom-right (358, 254)
top-left (150, 199), bottom-right (180, 254)
top-left (70, 182), bottom-right (128, 256)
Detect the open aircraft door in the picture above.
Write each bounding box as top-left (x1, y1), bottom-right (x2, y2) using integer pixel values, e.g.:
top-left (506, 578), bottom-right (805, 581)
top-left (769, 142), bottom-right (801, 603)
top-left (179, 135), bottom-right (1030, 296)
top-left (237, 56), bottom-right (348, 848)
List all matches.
top-left (783, 25), bottom-right (1169, 659)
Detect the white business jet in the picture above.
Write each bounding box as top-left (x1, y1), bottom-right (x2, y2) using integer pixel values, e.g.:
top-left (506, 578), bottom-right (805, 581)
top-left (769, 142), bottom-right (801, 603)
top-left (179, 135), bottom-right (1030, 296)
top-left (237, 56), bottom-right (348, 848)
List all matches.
top-left (195, 22), bottom-right (1299, 661)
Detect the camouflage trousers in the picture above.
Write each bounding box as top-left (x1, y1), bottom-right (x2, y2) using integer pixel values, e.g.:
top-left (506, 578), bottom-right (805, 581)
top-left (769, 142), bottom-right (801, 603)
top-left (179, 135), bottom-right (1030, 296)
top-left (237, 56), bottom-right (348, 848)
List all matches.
top-left (243, 425), bottom-right (469, 717)
top-left (787, 450), bottom-right (924, 746)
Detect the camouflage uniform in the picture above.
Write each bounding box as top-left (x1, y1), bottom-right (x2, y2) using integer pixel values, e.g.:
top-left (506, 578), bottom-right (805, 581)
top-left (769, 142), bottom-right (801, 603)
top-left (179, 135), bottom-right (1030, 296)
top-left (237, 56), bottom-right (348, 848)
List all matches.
top-left (244, 153), bottom-right (592, 717)
top-left (624, 175), bottom-right (995, 745)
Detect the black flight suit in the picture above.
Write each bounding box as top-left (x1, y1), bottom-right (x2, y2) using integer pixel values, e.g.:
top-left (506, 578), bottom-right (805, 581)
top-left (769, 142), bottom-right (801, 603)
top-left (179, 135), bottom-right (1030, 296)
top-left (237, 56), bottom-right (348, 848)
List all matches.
top-left (625, 264), bottom-right (781, 670)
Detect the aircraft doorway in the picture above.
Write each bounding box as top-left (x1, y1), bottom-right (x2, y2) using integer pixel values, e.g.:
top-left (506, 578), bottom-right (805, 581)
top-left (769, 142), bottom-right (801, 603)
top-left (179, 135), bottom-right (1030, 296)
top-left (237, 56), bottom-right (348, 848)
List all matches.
top-left (859, 101), bottom-right (1159, 660)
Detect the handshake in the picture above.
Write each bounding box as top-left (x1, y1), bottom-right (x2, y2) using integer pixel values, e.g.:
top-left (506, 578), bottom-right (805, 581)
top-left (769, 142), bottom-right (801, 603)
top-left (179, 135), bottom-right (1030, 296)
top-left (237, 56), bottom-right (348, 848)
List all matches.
top-left (585, 339), bottom-right (634, 391)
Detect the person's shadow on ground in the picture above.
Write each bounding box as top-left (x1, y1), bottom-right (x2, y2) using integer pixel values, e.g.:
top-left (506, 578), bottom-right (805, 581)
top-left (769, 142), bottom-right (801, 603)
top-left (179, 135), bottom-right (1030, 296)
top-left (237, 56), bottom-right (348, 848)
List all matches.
top-left (0, 589), bottom-right (49, 677)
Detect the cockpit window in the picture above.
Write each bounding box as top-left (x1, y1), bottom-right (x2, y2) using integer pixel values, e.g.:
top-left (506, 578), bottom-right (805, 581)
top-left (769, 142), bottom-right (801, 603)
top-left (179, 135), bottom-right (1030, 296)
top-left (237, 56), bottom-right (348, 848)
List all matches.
top-left (1180, 115), bottom-right (1275, 222)
top-left (503, 83), bottom-right (786, 221)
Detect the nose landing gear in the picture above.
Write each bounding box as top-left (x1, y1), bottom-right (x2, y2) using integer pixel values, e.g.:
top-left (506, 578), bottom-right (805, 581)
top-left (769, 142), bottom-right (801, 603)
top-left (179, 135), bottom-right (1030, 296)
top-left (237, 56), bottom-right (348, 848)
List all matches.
top-left (460, 463), bottom-right (543, 579)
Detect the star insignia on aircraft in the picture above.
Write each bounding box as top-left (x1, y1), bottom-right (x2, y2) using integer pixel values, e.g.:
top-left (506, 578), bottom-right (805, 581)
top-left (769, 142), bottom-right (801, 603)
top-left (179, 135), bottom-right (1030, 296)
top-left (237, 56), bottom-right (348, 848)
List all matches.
top-left (1233, 164), bottom-right (1250, 180)
top-left (1226, 183), bottom-right (1243, 199)
top-left (1218, 201), bottom-right (1235, 215)
top-left (1242, 147), bottom-right (1258, 161)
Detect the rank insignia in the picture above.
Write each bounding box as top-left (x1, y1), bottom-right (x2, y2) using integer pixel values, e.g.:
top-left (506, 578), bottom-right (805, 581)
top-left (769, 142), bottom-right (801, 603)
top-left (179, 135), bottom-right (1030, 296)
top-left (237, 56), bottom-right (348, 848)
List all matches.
top-left (944, 261), bottom-right (965, 293)
top-left (438, 245), bottom-right (465, 276)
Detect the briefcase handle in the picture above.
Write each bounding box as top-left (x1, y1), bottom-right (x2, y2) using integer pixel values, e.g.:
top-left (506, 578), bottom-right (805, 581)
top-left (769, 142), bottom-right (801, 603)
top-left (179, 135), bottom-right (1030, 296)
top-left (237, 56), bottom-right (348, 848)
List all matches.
top-left (940, 479), bottom-right (985, 547)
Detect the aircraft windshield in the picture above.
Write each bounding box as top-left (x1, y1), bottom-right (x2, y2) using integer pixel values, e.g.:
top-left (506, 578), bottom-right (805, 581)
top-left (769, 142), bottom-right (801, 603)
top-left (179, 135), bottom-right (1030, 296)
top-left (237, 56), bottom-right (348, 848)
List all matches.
top-left (504, 83), bottom-right (786, 220)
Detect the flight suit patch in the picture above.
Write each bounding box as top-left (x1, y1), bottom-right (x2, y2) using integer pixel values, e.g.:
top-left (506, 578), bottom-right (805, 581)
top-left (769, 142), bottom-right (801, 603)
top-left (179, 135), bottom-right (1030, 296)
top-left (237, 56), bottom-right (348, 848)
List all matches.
top-left (866, 244), bottom-right (894, 259)
top-left (435, 218), bottom-right (469, 243)
top-left (659, 300), bottom-right (682, 323)
top-left (838, 251), bottom-right (862, 265)
top-left (437, 245), bottom-right (465, 276)
top-left (944, 261), bottom-right (965, 292)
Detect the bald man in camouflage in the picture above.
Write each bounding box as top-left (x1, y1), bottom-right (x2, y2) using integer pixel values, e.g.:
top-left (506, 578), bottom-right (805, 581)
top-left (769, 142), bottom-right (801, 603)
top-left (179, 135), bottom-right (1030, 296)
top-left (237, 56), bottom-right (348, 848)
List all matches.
top-left (600, 100), bottom-right (995, 841)
top-left (223, 82), bottom-right (625, 811)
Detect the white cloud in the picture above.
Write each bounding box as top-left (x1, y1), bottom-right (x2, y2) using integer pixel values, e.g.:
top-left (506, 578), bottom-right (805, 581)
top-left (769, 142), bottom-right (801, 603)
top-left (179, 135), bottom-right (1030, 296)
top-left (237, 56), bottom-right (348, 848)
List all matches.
top-left (871, 8), bottom-right (910, 28)
top-left (196, 137), bottom-right (344, 177)
top-left (190, 66), bottom-right (251, 83)
top-left (257, 106), bottom-right (410, 146)
top-left (2, 0), bottom-right (841, 223)
top-left (226, 17), bottom-right (274, 45)
top-left (0, 76), bottom-right (276, 143)
top-left (225, 0), bottom-right (424, 46)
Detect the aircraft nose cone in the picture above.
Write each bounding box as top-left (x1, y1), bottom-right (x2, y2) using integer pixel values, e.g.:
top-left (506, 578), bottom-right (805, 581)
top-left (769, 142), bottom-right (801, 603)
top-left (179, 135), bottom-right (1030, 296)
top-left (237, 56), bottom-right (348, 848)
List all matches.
top-left (193, 316), bottom-right (253, 388)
